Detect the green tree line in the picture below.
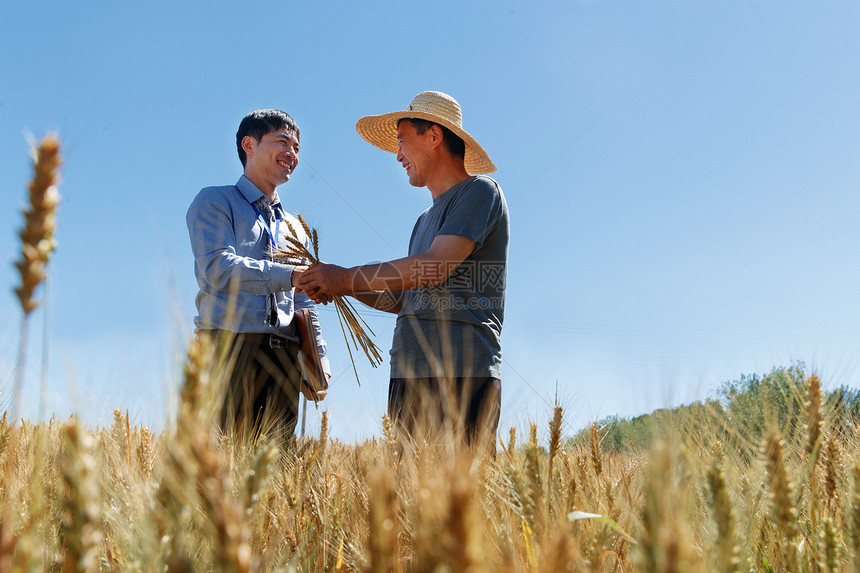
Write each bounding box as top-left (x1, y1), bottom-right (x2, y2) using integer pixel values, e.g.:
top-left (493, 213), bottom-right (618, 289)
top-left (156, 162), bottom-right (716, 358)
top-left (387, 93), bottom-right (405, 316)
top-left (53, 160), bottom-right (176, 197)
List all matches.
top-left (570, 363), bottom-right (860, 455)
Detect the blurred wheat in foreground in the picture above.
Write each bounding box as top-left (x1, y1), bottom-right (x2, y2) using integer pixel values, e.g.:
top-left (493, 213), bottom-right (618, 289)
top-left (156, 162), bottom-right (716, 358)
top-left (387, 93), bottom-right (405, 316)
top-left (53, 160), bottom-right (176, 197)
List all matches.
top-left (14, 135), bottom-right (61, 317)
top-left (10, 134), bottom-right (61, 447)
top-left (1, 363), bottom-right (860, 571)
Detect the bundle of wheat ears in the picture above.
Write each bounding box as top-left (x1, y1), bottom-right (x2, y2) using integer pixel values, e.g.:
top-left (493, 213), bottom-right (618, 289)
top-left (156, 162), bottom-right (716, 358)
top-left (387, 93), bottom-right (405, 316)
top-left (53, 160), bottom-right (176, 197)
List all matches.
top-left (275, 215), bottom-right (382, 383)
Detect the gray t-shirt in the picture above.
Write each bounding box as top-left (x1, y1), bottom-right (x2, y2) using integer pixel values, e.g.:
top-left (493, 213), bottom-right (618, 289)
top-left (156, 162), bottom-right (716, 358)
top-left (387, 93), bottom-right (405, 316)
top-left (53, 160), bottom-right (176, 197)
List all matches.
top-left (389, 175), bottom-right (509, 379)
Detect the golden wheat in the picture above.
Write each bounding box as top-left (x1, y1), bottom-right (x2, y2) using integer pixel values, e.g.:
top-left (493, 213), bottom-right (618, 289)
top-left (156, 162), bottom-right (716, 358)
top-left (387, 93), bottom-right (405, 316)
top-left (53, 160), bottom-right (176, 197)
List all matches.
top-left (1, 359), bottom-right (859, 571)
top-left (14, 135), bottom-right (61, 316)
top-left (59, 420), bottom-right (102, 573)
top-left (806, 373), bottom-right (823, 464)
top-left (706, 442), bottom-right (740, 573)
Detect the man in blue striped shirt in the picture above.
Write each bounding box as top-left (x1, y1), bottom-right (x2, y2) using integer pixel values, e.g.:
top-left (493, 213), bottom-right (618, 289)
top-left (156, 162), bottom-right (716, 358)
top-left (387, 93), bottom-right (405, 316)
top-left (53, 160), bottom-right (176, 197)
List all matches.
top-left (186, 109), bottom-right (330, 439)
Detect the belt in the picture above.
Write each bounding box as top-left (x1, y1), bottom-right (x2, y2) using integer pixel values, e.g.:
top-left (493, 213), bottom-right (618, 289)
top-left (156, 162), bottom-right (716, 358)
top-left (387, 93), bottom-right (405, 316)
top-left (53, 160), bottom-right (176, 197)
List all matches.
top-left (202, 329), bottom-right (296, 349)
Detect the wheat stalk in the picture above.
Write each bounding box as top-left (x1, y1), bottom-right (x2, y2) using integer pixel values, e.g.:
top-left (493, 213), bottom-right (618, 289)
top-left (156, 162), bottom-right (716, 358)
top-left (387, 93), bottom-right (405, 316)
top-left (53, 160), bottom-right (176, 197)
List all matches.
top-left (2, 137), bottom-right (63, 562)
top-left (274, 215), bottom-right (383, 383)
top-left (12, 135), bottom-right (62, 424)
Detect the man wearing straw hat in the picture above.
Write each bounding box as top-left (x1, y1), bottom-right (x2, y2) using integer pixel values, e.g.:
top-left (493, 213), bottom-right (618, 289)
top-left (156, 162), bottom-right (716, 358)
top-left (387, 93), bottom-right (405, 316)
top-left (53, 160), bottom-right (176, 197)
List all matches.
top-left (187, 108), bottom-right (330, 439)
top-left (299, 91), bottom-right (508, 449)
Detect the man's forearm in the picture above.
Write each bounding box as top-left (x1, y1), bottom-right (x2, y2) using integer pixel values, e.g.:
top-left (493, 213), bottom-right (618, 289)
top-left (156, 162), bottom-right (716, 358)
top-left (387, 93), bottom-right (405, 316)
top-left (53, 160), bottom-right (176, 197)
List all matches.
top-left (351, 290), bottom-right (403, 314)
top-left (347, 234), bottom-right (477, 293)
top-left (348, 254), bottom-right (454, 293)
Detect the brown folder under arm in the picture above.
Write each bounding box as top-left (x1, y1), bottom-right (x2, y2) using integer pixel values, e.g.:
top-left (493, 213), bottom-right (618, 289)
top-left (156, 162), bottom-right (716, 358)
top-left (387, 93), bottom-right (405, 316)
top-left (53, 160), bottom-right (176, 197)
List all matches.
top-left (294, 307), bottom-right (328, 396)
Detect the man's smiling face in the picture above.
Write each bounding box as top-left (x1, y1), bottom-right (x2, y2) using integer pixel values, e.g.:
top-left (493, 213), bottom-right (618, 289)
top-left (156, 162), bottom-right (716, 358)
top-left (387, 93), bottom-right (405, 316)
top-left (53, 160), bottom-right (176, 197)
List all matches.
top-left (396, 120), bottom-right (434, 188)
top-left (244, 128), bottom-right (300, 194)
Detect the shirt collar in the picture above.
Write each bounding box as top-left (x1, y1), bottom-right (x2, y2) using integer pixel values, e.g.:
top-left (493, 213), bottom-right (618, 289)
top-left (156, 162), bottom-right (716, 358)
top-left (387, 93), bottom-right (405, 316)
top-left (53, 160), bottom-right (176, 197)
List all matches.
top-left (236, 175), bottom-right (282, 209)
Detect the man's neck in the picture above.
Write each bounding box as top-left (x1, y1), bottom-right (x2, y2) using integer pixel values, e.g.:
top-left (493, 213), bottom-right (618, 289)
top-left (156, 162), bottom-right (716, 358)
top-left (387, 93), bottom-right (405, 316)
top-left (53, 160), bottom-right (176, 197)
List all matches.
top-left (426, 160), bottom-right (471, 200)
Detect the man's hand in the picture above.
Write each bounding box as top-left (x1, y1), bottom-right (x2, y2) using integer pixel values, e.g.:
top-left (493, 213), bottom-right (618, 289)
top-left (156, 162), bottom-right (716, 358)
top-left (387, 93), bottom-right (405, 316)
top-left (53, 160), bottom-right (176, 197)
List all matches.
top-left (293, 264), bottom-right (332, 303)
top-left (298, 263), bottom-right (351, 302)
top-left (291, 265), bottom-right (308, 288)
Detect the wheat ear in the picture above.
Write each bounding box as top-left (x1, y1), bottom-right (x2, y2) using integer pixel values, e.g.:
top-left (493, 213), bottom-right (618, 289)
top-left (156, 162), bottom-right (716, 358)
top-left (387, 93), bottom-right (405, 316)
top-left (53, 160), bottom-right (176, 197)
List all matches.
top-left (245, 442), bottom-right (279, 518)
top-left (60, 419), bottom-right (103, 573)
top-left (366, 465), bottom-right (399, 573)
top-left (589, 422), bottom-right (603, 479)
top-left (112, 408), bottom-right (128, 466)
top-left (706, 442), bottom-right (740, 573)
top-left (806, 373), bottom-right (823, 465)
top-left (850, 463), bottom-right (860, 568)
top-left (547, 406), bottom-right (563, 512)
top-left (524, 422), bottom-right (546, 534)
top-left (823, 433), bottom-right (842, 513)
top-left (763, 433), bottom-right (800, 570)
top-left (764, 434), bottom-right (799, 539)
top-left (15, 135), bottom-right (61, 316)
top-left (820, 515), bottom-right (839, 573)
top-left (136, 426), bottom-right (154, 479)
top-left (192, 431), bottom-right (253, 573)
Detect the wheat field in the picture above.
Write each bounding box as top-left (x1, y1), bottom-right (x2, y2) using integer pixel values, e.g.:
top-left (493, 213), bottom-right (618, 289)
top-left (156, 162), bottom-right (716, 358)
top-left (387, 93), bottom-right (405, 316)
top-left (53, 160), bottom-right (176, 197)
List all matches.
top-left (1, 355), bottom-right (859, 571)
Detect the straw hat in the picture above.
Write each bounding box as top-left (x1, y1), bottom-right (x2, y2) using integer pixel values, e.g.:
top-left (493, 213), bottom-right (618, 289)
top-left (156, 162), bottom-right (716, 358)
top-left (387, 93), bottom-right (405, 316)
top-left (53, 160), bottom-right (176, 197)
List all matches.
top-left (355, 91), bottom-right (497, 175)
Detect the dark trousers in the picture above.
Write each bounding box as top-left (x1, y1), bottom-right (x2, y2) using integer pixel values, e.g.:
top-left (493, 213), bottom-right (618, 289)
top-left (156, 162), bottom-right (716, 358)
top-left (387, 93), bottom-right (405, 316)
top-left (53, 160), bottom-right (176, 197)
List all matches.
top-left (388, 377), bottom-right (501, 451)
top-left (201, 330), bottom-right (303, 440)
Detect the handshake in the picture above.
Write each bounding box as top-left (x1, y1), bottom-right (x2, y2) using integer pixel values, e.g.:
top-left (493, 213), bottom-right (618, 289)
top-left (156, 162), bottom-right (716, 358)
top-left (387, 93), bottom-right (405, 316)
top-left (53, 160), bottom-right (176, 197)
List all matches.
top-left (290, 260), bottom-right (406, 315)
top-left (291, 263), bottom-right (350, 305)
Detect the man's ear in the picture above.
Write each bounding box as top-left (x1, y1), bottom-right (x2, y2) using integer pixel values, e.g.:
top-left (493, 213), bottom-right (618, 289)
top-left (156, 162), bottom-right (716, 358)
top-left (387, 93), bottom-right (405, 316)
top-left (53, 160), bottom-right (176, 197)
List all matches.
top-left (428, 124), bottom-right (445, 149)
top-left (241, 135), bottom-right (257, 158)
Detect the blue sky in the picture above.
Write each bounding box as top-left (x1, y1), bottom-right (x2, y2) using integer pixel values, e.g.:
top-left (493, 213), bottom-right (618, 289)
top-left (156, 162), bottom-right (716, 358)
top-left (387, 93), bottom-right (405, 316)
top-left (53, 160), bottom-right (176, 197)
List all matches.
top-left (2, 1), bottom-right (858, 442)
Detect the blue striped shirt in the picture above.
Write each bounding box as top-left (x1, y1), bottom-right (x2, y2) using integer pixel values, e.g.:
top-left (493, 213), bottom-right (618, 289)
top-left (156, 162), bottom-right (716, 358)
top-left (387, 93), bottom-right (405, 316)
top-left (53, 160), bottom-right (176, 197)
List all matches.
top-left (186, 175), bottom-right (329, 370)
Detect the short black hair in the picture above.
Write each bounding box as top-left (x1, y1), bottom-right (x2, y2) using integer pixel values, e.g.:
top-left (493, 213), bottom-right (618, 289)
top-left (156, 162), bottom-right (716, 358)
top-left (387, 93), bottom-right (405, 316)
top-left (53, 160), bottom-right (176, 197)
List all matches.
top-left (236, 109), bottom-right (299, 167)
top-left (397, 118), bottom-right (466, 159)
